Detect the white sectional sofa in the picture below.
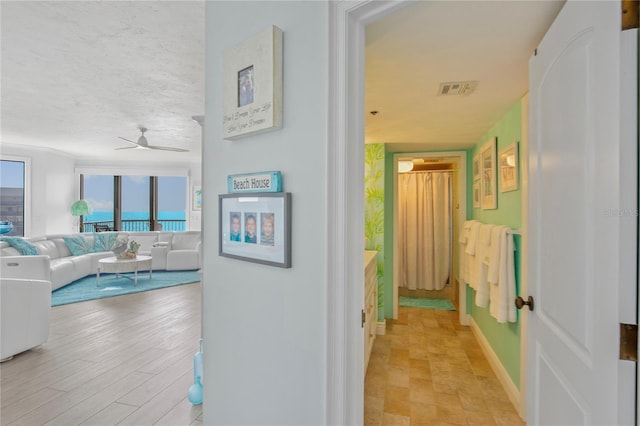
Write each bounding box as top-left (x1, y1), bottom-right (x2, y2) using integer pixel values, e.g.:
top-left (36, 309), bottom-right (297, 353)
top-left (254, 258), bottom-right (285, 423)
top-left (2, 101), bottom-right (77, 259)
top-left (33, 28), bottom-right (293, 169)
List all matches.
top-left (0, 231), bottom-right (201, 291)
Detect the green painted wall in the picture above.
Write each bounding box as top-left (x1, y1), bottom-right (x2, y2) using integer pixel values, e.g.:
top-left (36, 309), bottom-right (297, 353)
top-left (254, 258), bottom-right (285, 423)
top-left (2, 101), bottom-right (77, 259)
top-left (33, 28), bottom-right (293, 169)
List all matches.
top-left (467, 100), bottom-right (523, 388)
top-left (365, 144), bottom-right (385, 320)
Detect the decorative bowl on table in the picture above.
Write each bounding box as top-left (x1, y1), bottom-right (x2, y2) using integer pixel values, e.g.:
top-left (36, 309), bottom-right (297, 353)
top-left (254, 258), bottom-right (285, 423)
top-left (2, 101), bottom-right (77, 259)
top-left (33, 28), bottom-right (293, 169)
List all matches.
top-left (0, 221), bottom-right (14, 235)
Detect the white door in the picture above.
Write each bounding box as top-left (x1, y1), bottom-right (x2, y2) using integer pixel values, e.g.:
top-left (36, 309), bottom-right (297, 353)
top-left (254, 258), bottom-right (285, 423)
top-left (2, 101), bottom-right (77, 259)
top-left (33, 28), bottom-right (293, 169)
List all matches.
top-left (528, 0), bottom-right (637, 424)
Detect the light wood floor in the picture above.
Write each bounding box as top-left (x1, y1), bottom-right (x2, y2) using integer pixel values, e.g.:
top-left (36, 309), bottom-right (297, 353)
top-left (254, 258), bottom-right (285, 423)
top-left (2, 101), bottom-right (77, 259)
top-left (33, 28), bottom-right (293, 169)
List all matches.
top-left (2, 284), bottom-right (522, 425)
top-left (365, 306), bottom-right (525, 425)
top-left (0, 283), bottom-right (203, 426)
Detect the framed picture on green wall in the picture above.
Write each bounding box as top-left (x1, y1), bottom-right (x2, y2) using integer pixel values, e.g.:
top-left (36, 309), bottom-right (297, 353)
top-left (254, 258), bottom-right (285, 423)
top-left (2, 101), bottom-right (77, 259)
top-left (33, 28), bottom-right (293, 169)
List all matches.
top-left (499, 142), bottom-right (519, 192)
top-left (480, 137), bottom-right (497, 209)
top-left (473, 181), bottom-right (481, 208)
top-left (473, 154), bottom-right (480, 181)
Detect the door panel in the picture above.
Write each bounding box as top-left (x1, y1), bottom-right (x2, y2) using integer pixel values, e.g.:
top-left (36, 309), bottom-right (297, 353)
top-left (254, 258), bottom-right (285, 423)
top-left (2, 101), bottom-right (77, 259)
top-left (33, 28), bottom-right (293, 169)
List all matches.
top-left (528, 0), bottom-right (636, 424)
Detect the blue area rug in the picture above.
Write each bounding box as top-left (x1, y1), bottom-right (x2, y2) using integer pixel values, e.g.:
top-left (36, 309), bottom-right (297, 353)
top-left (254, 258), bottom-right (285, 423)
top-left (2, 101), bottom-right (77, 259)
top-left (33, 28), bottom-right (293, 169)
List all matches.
top-left (52, 270), bottom-right (201, 306)
top-left (399, 297), bottom-right (456, 311)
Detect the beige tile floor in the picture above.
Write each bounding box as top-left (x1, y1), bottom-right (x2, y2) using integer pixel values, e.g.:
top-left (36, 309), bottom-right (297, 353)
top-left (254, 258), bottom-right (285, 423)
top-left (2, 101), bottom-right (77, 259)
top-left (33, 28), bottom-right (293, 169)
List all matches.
top-left (364, 306), bottom-right (525, 426)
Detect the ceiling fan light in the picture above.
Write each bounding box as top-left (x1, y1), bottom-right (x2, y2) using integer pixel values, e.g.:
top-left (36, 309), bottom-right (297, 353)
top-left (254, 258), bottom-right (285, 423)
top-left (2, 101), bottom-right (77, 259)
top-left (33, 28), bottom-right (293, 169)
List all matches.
top-left (398, 160), bottom-right (414, 173)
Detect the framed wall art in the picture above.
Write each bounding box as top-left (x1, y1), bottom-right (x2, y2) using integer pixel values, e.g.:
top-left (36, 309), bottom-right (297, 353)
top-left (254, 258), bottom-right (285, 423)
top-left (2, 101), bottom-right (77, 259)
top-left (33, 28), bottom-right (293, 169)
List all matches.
top-left (219, 192), bottom-right (291, 268)
top-left (192, 186), bottom-right (202, 211)
top-left (473, 181), bottom-right (481, 208)
top-left (472, 154), bottom-right (480, 181)
top-left (499, 142), bottom-right (519, 192)
top-left (480, 137), bottom-right (497, 209)
top-left (222, 25), bottom-right (283, 140)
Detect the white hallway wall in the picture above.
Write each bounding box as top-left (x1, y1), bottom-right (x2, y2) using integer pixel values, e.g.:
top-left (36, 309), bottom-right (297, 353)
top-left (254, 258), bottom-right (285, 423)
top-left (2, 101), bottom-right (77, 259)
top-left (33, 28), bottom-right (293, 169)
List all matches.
top-left (1, 144), bottom-right (75, 236)
top-left (203, 2), bottom-right (328, 424)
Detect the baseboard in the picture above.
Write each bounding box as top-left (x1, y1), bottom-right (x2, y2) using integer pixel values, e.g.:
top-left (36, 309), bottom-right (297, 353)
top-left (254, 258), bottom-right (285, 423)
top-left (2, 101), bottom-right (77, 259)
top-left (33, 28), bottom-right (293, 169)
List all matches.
top-left (469, 317), bottom-right (521, 417)
top-left (376, 320), bottom-right (386, 335)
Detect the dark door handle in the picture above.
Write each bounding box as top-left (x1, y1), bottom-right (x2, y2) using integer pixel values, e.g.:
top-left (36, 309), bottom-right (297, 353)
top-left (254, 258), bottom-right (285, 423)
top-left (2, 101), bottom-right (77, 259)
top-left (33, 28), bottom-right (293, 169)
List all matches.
top-left (515, 296), bottom-right (534, 311)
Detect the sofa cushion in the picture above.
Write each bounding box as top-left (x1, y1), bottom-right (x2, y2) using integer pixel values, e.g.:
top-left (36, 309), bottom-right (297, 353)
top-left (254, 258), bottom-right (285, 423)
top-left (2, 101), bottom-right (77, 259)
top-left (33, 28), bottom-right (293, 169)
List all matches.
top-left (51, 239), bottom-right (72, 257)
top-left (62, 235), bottom-right (92, 256)
top-left (171, 233), bottom-right (200, 250)
top-left (0, 237), bottom-right (39, 255)
top-left (126, 233), bottom-right (158, 253)
top-left (1, 246), bottom-right (21, 256)
top-left (32, 240), bottom-right (60, 259)
top-left (92, 232), bottom-right (119, 252)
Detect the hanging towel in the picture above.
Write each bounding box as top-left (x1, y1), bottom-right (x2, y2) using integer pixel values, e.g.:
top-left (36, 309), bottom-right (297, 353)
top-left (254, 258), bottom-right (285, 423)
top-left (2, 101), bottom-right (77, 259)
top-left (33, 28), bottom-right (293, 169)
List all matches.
top-left (464, 221), bottom-right (481, 289)
top-left (489, 227), bottom-right (517, 323)
top-left (474, 223), bottom-right (493, 308)
top-left (487, 225), bottom-right (503, 285)
top-left (459, 221), bottom-right (476, 284)
top-left (465, 221), bottom-right (481, 255)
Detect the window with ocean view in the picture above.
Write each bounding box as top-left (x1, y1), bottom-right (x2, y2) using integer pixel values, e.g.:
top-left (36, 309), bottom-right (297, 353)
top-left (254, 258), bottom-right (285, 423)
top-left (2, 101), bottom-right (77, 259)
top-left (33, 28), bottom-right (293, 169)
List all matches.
top-left (81, 174), bottom-right (187, 232)
top-left (0, 159), bottom-right (26, 236)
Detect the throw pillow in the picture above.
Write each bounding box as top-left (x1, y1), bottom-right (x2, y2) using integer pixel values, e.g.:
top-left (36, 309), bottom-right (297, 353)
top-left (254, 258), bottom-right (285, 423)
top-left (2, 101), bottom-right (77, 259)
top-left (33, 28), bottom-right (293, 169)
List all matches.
top-left (63, 235), bottom-right (92, 256)
top-left (0, 236), bottom-right (39, 255)
top-left (93, 232), bottom-right (118, 252)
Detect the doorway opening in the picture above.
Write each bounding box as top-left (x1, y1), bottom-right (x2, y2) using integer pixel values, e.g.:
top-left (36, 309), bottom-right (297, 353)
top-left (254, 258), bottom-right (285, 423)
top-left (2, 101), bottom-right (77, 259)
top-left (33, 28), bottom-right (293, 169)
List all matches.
top-left (391, 152), bottom-right (467, 324)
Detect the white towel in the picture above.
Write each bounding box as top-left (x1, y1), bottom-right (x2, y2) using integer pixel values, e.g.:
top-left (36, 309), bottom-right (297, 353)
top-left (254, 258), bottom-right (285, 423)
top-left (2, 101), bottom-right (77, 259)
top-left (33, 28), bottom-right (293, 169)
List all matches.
top-left (487, 226), bottom-right (504, 285)
top-left (465, 221), bottom-right (481, 255)
top-left (489, 227), bottom-right (517, 323)
top-left (458, 221), bottom-right (476, 284)
top-left (474, 224), bottom-right (493, 308)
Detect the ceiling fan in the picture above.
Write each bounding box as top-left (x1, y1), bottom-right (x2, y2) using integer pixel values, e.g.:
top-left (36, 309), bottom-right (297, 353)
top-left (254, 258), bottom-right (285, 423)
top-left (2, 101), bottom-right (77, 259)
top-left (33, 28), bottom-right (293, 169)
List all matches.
top-left (117, 127), bottom-right (189, 152)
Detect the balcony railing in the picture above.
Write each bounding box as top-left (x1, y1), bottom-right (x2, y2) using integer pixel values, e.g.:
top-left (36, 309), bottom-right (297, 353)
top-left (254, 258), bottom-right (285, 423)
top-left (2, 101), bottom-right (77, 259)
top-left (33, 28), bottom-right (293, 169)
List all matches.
top-left (83, 219), bottom-right (186, 233)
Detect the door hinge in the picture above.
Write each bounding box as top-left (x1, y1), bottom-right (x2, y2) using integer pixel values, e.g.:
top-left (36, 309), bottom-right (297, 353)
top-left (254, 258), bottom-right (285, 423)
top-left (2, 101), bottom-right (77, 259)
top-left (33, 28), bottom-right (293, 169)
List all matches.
top-left (622, 0), bottom-right (639, 30)
top-left (619, 323), bottom-right (638, 361)
top-left (361, 309), bottom-right (366, 328)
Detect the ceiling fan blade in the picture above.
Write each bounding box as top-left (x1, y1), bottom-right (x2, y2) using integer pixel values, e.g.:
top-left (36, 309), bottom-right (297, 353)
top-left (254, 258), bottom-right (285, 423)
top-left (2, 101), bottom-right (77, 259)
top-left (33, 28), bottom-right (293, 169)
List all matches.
top-left (118, 136), bottom-right (139, 145)
top-left (115, 146), bottom-right (139, 150)
top-left (147, 145), bottom-right (189, 152)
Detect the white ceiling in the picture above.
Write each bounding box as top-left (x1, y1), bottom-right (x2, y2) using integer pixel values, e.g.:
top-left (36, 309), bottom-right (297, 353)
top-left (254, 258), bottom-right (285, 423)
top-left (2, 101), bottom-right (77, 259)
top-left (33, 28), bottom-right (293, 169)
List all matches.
top-left (366, 1), bottom-right (564, 151)
top-left (0, 1), bottom-right (564, 164)
top-left (1, 1), bottom-right (205, 164)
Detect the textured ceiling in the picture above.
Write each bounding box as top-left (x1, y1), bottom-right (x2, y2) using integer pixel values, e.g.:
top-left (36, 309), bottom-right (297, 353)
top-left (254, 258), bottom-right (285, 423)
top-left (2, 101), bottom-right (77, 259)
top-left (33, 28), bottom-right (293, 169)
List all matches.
top-left (1, 1), bottom-right (204, 164)
top-left (0, 1), bottom-right (564, 163)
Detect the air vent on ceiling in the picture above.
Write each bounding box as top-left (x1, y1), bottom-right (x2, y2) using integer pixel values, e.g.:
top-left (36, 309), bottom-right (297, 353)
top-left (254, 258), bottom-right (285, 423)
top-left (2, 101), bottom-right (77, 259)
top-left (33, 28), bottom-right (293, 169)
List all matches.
top-left (437, 81), bottom-right (478, 96)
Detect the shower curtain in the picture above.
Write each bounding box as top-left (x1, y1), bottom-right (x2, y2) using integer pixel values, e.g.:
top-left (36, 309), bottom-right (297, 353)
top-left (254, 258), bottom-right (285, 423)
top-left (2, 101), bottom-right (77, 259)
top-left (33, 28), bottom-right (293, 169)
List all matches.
top-left (398, 171), bottom-right (452, 290)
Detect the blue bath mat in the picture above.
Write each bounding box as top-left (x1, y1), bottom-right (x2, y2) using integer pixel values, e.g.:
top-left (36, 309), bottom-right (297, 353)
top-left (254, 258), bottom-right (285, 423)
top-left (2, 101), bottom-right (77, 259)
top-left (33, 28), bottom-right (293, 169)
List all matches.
top-left (52, 270), bottom-right (201, 306)
top-left (399, 297), bottom-right (456, 311)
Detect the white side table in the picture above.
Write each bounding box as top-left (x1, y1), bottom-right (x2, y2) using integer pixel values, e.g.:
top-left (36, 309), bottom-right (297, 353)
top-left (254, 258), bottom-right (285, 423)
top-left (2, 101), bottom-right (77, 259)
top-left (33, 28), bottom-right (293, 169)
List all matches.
top-left (97, 255), bottom-right (153, 286)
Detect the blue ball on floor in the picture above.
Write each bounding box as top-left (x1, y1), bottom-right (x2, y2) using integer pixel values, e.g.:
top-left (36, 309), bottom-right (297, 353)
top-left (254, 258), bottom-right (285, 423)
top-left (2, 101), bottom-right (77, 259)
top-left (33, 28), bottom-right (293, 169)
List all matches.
top-left (188, 379), bottom-right (203, 405)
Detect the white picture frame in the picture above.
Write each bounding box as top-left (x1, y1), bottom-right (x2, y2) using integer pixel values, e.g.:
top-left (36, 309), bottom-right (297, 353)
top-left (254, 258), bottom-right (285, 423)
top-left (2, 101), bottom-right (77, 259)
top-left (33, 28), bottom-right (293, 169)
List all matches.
top-left (473, 181), bottom-right (481, 208)
top-left (480, 137), bottom-right (497, 210)
top-left (219, 192), bottom-right (291, 268)
top-left (192, 186), bottom-right (202, 211)
top-left (499, 142), bottom-right (519, 192)
top-left (222, 26), bottom-right (283, 140)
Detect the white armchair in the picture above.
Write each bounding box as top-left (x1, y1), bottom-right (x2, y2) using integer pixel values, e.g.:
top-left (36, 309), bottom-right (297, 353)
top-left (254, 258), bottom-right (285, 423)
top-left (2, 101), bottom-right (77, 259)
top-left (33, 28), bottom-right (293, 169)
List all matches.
top-left (1, 256), bottom-right (52, 361)
top-left (166, 231), bottom-right (201, 271)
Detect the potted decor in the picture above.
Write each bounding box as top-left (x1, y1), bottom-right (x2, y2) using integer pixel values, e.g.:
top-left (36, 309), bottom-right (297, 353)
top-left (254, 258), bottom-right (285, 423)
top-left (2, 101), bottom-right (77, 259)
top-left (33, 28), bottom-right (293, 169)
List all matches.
top-left (125, 240), bottom-right (140, 258)
top-left (112, 236), bottom-right (129, 259)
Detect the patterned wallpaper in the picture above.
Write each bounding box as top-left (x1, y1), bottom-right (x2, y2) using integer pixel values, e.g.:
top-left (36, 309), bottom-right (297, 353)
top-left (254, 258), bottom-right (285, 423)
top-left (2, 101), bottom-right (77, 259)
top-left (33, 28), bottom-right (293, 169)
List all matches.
top-left (364, 144), bottom-right (385, 319)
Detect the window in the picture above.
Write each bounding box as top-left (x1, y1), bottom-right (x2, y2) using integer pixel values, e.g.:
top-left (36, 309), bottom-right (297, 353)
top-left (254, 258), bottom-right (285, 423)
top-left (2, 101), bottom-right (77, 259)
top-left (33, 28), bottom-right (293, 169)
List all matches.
top-left (81, 174), bottom-right (187, 232)
top-left (0, 158), bottom-right (28, 236)
top-left (83, 175), bottom-right (115, 232)
top-left (122, 176), bottom-right (150, 231)
top-left (158, 176), bottom-right (187, 231)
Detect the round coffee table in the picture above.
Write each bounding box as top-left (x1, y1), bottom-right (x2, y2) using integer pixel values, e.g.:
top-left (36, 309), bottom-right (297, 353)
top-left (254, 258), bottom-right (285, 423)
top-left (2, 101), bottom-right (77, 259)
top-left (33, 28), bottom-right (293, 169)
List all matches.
top-left (97, 255), bottom-right (153, 286)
